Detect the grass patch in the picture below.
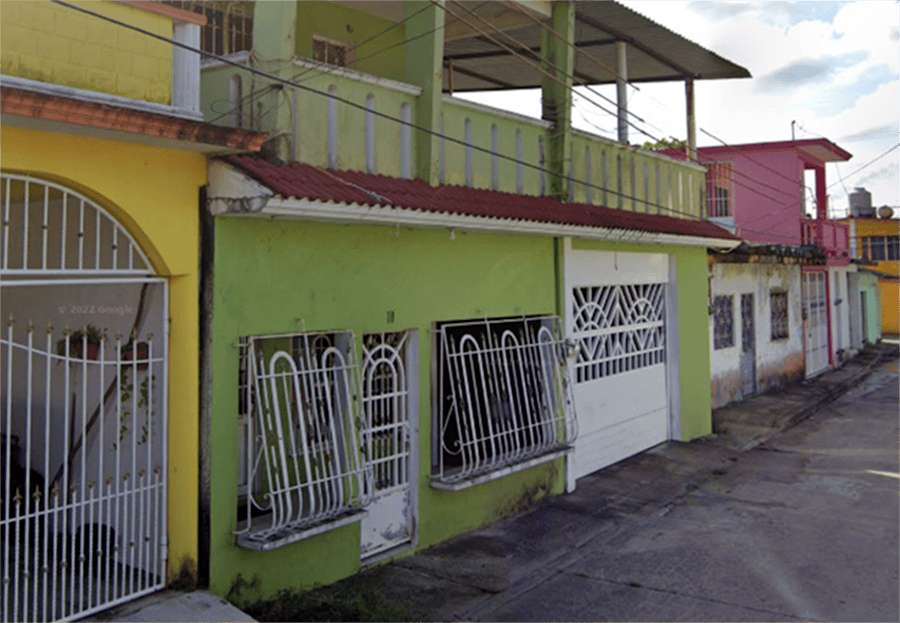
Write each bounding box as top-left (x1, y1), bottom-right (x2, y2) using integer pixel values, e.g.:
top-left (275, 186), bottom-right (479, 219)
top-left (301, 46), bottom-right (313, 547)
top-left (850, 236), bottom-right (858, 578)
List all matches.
top-left (231, 577), bottom-right (422, 622)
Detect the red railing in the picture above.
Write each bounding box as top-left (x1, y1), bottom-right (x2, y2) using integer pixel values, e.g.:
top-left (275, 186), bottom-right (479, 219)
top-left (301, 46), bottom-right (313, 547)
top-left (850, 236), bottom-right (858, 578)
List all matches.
top-left (800, 217), bottom-right (850, 259)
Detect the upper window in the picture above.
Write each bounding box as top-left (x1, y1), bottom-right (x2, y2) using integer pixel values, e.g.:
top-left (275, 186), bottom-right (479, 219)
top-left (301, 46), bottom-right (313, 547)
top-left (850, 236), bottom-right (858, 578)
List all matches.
top-left (163, 1), bottom-right (253, 55)
top-left (707, 161), bottom-right (733, 218)
top-left (433, 316), bottom-right (576, 488)
top-left (713, 295), bottom-right (734, 350)
top-left (866, 235), bottom-right (899, 261)
top-left (770, 291), bottom-right (789, 341)
top-left (313, 35), bottom-right (351, 67)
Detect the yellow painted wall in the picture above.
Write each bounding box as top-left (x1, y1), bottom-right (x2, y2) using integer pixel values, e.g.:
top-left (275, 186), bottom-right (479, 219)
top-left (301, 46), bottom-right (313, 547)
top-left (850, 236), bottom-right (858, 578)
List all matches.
top-left (2, 125), bottom-right (206, 580)
top-left (880, 280), bottom-right (898, 335)
top-left (840, 216), bottom-right (900, 277)
top-left (1, 0), bottom-right (173, 104)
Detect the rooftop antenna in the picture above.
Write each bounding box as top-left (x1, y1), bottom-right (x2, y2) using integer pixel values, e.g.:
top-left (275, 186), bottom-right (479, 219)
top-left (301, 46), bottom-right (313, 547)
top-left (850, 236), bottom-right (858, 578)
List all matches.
top-left (791, 120), bottom-right (796, 141)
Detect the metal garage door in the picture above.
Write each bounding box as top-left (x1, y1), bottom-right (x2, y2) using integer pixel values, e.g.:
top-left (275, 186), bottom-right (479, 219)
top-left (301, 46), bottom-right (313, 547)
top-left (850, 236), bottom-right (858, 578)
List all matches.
top-left (565, 245), bottom-right (670, 483)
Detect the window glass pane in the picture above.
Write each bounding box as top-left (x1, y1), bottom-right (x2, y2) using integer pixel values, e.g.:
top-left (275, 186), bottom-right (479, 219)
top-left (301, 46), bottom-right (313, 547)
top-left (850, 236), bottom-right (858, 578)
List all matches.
top-left (871, 236), bottom-right (887, 260)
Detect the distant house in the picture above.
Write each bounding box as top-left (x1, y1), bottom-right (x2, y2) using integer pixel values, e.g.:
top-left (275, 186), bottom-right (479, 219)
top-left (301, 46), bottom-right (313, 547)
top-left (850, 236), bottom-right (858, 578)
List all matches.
top-left (667, 139), bottom-right (857, 407)
top-left (837, 188), bottom-right (899, 336)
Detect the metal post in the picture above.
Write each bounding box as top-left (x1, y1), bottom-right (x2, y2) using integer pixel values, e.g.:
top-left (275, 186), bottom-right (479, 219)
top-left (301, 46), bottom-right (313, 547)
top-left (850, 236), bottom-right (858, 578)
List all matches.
top-left (685, 78), bottom-right (696, 161)
top-left (616, 41), bottom-right (628, 144)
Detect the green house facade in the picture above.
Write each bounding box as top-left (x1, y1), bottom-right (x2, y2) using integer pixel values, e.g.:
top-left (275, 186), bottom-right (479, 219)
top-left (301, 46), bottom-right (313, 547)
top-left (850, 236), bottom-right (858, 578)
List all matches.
top-left (196, 0), bottom-right (748, 598)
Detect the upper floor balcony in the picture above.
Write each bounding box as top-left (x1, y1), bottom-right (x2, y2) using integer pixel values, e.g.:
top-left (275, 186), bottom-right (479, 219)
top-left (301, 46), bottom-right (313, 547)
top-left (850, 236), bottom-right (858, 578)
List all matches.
top-left (201, 56), bottom-right (710, 220)
top-left (801, 217), bottom-right (851, 263)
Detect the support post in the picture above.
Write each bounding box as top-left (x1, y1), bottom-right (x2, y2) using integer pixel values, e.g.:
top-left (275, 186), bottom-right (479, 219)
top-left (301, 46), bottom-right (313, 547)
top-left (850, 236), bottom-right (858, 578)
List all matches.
top-left (405, 1), bottom-right (445, 186)
top-left (541, 1), bottom-right (575, 201)
top-left (616, 41), bottom-right (628, 145)
top-left (252, 1), bottom-right (298, 162)
top-left (685, 78), bottom-right (696, 161)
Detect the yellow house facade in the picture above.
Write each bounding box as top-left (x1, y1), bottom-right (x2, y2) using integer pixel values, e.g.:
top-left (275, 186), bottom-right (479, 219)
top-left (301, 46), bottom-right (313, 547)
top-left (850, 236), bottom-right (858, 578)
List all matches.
top-left (839, 214), bottom-right (900, 335)
top-left (1, 2), bottom-right (264, 621)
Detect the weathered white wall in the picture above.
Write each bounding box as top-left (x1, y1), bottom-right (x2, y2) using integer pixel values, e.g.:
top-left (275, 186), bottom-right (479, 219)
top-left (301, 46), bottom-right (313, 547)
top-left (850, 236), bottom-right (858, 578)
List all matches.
top-left (709, 261), bottom-right (805, 409)
top-left (829, 266), bottom-right (858, 362)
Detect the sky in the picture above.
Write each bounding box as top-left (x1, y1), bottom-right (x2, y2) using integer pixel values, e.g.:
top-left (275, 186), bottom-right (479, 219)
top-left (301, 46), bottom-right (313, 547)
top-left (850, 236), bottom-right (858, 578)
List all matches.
top-left (459, 1), bottom-right (899, 218)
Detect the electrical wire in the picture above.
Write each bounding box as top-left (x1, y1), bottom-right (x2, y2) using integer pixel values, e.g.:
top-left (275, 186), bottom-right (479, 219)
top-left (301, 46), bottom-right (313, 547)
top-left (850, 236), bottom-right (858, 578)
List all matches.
top-left (47, 0), bottom-right (847, 246)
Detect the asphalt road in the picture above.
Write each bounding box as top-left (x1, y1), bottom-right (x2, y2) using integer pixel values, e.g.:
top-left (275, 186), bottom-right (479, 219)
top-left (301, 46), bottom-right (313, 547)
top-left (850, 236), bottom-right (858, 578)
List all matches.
top-left (480, 360), bottom-right (899, 622)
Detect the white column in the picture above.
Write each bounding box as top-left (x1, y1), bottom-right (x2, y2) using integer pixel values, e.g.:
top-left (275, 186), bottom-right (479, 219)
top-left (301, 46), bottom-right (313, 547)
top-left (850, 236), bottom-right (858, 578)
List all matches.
top-left (172, 21), bottom-right (201, 114)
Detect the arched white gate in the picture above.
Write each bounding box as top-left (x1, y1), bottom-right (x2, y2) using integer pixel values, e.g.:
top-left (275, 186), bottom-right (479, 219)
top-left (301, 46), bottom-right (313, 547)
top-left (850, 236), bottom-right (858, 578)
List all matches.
top-left (0, 174), bottom-right (168, 622)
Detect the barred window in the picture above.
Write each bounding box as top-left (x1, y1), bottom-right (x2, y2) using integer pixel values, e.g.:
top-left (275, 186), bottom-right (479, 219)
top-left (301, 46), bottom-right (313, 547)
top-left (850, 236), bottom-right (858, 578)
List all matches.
top-left (236, 331), bottom-right (370, 550)
top-left (770, 291), bottom-right (789, 340)
top-left (713, 295), bottom-right (734, 350)
top-left (313, 35), bottom-right (351, 67)
top-left (163, 1), bottom-right (253, 56)
top-left (433, 316), bottom-right (576, 488)
top-left (707, 161), bottom-right (733, 218)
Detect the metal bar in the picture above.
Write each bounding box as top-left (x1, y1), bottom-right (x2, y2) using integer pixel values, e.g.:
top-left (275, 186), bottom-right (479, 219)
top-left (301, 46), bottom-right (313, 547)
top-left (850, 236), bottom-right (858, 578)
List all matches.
top-left (3, 176), bottom-right (10, 271)
top-left (41, 185), bottom-right (49, 270)
top-left (22, 181), bottom-right (30, 271)
top-left (61, 191), bottom-right (68, 270)
top-left (78, 198), bottom-right (85, 271)
top-left (2, 277), bottom-right (165, 287)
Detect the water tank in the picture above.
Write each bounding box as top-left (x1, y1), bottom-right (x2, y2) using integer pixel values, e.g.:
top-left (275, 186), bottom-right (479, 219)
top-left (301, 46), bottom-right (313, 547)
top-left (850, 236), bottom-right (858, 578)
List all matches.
top-left (849, 187), bottom-right (875, 217)
top-left (878, 205), bottom-right (894, 219)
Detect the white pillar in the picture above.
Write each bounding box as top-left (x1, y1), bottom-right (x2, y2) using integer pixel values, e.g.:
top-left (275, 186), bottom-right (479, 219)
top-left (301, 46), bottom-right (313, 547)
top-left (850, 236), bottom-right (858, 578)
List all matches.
top-left (172, 21), bottom-right (201, 114)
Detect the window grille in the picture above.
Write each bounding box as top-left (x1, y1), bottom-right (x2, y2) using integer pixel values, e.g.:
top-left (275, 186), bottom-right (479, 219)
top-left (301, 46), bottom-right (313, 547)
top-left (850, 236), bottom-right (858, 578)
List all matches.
top-left (707, 161), bottom-right (733, 217)
top-left (713, 295), bottom-right (735, 349)
top-left (162, 1), bottom-right (253, 56)
top-left (236, 331), bottom-right (371, 550)
top-left (571, 284), bottom-right (666, 383)
top-left (434, 316), bottom-right (576, 485)
top-left (313, 35), bottom-right (350, 67)
top-left (770, 291), bottom-right (789, 340)
top-left (361, 332), bottom-right (410, 495)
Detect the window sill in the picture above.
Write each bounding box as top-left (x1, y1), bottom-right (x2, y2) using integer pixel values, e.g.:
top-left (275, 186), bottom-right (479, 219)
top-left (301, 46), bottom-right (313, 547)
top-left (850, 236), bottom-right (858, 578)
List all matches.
top-left (430, 447), bottom-right (571, 492)
top-left (235, 510), bottom-right (366, 552)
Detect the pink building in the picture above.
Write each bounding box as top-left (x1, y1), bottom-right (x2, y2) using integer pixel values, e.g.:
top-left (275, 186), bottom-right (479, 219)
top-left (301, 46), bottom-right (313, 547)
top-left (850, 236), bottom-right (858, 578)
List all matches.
top-left (665, 139), bottom-right (861, 405)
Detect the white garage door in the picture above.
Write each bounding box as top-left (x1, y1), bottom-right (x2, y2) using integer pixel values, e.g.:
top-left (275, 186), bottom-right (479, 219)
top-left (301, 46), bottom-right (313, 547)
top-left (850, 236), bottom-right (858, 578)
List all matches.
top-left (565, 245), bottom-right (670, 484)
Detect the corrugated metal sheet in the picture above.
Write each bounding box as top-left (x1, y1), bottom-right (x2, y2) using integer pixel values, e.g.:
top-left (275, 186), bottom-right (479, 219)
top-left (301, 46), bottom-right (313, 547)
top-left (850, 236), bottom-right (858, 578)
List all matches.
top-left (226, 156), bottom-right (740, 242)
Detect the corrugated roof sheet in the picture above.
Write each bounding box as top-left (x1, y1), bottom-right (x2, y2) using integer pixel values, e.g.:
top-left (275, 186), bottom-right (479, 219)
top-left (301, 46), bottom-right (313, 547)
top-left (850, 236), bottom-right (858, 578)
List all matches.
top-left (226, 156), bottom-right (739, 242)
top-left (443, 1), bottom-right (751, 91)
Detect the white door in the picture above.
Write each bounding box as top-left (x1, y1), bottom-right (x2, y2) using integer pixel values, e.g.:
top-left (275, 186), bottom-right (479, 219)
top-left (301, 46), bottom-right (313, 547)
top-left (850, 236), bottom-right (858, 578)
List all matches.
top-left (359, 331), bottom-right (416, 560)
top-left (803, 271), bottom-right (830, 377)
top-left (565, 245), bottom-right (669, 483)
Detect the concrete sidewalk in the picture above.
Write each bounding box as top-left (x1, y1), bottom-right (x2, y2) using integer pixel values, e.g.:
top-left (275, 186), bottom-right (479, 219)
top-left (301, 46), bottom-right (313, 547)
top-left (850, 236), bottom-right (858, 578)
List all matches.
top-left (86, 343), bottom-right (898, 622)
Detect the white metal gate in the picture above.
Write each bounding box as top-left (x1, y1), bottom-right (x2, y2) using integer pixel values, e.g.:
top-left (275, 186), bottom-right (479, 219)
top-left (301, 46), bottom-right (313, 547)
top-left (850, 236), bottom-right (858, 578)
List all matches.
top-left (359, 332), bottom-right (415, 560)
top-left (0, 174), bottom-right (167, 622)
top-left (803, 271), bottom-right (830, 377)
top-left (565, 247), bottom-right (670, 483)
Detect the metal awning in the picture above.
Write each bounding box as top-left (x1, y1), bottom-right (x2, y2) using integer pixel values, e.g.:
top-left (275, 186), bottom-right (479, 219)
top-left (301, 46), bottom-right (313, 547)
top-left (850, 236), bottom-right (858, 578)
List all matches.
top-left (442, 1), bottom-right (751, 92)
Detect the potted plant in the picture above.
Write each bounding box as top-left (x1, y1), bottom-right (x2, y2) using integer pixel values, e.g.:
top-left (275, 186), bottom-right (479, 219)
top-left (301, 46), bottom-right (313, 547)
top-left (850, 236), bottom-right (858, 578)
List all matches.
top-left (57, 325), bottom-right (103, 360)
top-left (120, 341), bottom-right (150, 370)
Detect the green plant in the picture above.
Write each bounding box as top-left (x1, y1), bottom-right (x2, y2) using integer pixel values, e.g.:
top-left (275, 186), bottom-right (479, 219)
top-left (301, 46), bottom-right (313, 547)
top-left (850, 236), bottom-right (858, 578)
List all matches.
top-left (56, 324), bottom-right (103, 357)
top-left (228, 575), bottom-right (421, 622)
top-left (116, 373), bottom-right (156, 449)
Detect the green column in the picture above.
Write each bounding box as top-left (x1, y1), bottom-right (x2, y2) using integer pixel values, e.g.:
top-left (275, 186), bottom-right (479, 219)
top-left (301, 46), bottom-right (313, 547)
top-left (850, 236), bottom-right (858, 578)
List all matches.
top-left (404, 1), bottom-right (445, 186)
top-left (252, 0), bottom-right (299, 163)
top-left (540, 1), bottom-right (575, 201)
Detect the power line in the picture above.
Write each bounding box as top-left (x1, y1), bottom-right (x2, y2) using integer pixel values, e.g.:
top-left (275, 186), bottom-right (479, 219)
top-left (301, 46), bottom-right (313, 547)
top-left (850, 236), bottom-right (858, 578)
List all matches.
top-left (47, 0), bottom-right (840, 247)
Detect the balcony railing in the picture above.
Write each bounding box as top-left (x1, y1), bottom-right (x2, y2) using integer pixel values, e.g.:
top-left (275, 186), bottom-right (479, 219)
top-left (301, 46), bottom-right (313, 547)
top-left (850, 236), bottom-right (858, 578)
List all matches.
top-left (201, 58), bottom-right (706, 219)
top-left (801, 218), bottom-right (850, 260)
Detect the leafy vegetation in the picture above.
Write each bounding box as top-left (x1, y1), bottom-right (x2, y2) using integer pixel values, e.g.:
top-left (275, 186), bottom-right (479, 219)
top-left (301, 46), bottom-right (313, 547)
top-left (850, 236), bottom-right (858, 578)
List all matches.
top-left (227, 574), bottom-right (422, 622)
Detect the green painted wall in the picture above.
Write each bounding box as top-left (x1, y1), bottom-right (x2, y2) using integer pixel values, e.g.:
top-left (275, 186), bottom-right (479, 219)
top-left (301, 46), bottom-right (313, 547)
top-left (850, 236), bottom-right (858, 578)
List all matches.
top-left (208, 219), bottom-right (565, 598)
top-left (859, 270), bottom-right (883, 342)
top-left (294, 3), bottom-right (406, 82)
top-left (571, 239), bottom-right (712, 439)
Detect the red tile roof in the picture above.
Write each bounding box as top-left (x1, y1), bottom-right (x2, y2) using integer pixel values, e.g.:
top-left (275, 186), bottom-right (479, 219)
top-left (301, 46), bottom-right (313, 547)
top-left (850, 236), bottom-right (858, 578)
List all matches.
top-left (2, 87), bottom-right (267, 153)
top-left (227, 156), bottom-right (739, 242)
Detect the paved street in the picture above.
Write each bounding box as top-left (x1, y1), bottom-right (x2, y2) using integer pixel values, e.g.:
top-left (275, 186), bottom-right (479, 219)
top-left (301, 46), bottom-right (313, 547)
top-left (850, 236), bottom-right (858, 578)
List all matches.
top-left (320, 353), bottom-right (899, 622)
top-left (478, 360), bottom-right (899, 622)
